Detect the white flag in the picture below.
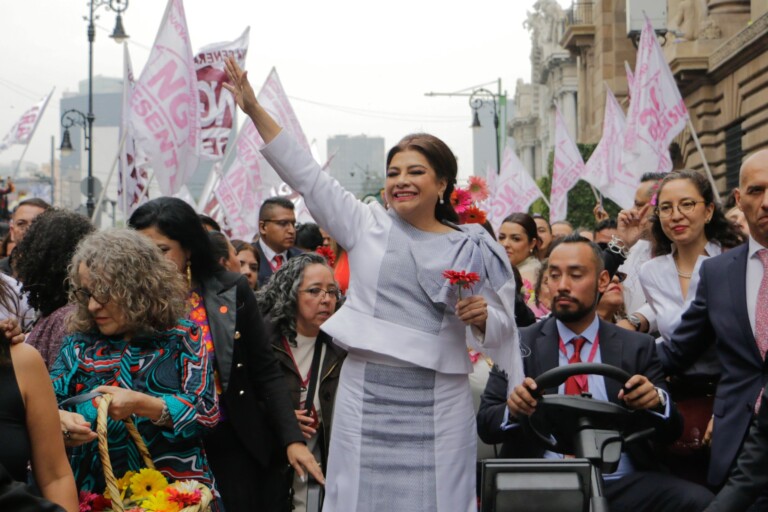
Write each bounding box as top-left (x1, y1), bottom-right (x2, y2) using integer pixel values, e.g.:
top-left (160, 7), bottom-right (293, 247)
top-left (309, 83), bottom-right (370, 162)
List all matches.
top-left (195, 27), bottom-right (249, 160)
top-left (489, 147), bottom-right (544, 231)
top-left (550, 108), bottom-right (585, 222)
top-left (621, 15), bottom-right (688, 180)
top-left (625, 61), bottom-right (635, 99)
top-left (215, 68), bottom-right (310, 239)
top-left (0, 88), bottom-right (54, 152)
top-left (118, 44), bottom-right (150, 216)
top-left (583, 89), bottom-right (635, 209)
top-left (130, 0), bottom-right (200, 196)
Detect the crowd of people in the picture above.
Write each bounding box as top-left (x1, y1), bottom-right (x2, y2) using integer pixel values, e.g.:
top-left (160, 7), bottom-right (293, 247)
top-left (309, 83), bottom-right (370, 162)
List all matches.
top-left (0, 54), bottom-right (768, 512)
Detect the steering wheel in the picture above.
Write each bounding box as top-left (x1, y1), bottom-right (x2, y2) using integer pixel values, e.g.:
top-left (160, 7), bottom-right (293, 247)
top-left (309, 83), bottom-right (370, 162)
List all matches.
top-left (520, 363), bottom-right (656, 455)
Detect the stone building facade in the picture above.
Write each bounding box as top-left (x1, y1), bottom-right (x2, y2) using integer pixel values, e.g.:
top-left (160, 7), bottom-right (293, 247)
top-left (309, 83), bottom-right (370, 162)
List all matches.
top-left (509, 0), bottom-right (579, 180)
top-left (560, 0), bottom-right (768, 194)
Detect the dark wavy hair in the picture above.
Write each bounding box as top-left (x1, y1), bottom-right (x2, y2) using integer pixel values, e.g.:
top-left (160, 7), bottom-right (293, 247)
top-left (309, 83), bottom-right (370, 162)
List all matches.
top-left (255, 252), bottom-right (338, 345)
top-left (129, 197), bottom-right (220, 282)
top-left (650, 169), bottom-right (744, 256)
top-left (386, 133), bottom-right (459, 223)
top-left (13, 209), bottom-right (94, 316)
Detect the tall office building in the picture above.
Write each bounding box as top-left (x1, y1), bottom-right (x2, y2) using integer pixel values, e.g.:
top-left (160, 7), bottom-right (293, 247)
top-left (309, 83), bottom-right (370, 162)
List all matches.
top-left (327, 134), bottom-right (385, 199)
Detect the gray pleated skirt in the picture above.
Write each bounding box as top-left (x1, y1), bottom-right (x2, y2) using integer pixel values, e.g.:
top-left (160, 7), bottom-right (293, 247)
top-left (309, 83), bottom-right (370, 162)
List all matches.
top-left (322, 352), bottom-right (477, 512)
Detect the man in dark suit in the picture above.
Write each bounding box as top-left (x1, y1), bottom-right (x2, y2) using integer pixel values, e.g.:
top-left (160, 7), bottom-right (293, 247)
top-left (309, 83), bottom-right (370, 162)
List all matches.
top-left (706, 385), bottom-right (768, 511)
top-left (477, 234), bottom-right (713, 512)
top-left (256, 196), bottom-right (301, 287)
top-left (656, 150), bottom-right (768, 502)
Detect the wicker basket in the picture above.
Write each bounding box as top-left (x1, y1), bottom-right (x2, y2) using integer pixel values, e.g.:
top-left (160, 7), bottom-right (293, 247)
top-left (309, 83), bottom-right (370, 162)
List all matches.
top-left (96, 393), bottom-right (214, 512)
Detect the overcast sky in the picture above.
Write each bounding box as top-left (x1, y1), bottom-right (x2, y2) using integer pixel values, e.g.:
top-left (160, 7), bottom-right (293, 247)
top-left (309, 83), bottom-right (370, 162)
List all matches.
top-left (0, 0), bottom-right (570, 181)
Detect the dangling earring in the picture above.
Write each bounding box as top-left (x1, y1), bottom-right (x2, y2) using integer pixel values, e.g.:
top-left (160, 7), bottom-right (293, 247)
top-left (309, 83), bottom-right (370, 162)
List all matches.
top-left (439, 192), bottom-right (445, 205)
top-left (186, 260), bottom-right (192, 288)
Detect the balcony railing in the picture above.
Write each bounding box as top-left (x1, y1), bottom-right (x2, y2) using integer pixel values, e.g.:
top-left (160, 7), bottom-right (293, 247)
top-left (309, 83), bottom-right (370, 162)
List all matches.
top-left (566, 1), bottom-right (594, 26)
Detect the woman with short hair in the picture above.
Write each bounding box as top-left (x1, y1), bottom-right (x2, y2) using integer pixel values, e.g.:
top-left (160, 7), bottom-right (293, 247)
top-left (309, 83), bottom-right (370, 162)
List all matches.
top-left (51, 229), bottom-right (219, 495)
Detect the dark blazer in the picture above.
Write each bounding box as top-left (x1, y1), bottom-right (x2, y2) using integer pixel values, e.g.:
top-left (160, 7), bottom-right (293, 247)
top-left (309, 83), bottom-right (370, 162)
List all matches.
top-left (256, 245), bottom-right (302, 287)
top-left (657, 243), bottom-right (762, 486)
top-left (201, 271), bottom-right (304, 468)
top-left (706, 387), bottom-right (768, 511)
top-left (270, 328), bottom-right (346, 464)
top-left (477, 317), bottom-right (682, 469)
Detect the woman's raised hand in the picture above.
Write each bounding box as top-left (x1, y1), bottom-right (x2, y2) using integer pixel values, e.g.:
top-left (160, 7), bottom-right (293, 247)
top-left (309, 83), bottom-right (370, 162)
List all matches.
top-left (222, 55), bottom-right (282, 144)
top-left (223, 56), bottom-right (258, 117)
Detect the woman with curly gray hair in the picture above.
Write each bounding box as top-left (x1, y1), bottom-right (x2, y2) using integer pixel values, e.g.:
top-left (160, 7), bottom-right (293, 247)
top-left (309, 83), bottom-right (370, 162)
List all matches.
top-left (257, 252), bottom-right (345, 512)
top-left (49, 229), bottom-right (220, 499)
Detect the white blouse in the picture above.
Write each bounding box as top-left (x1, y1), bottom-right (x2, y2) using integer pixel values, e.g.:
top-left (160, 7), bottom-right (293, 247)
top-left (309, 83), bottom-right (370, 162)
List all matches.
top-left (261, 130), bottom-right (523, 385)
top-left (639, 241), bottom-right (722, 376)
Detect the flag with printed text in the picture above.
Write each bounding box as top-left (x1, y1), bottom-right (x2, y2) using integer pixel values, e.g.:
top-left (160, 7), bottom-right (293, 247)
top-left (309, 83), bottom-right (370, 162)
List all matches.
top-left (621, 15), bottom-right (688, 180)
top-left (130, 0), bottom-right (200, 195)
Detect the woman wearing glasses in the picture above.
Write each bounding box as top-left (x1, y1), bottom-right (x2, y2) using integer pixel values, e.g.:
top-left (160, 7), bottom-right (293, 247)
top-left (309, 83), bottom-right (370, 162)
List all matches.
top-left (129, 197), bottom-right (322, 512)
top-left (257, 253), bottom-right (345, 512)
top-left (225, 57), bottom-right (521, 512)
top-left (50, 229), bottom-right (220, 495)
top-left (628, 170), bottom-right (742, 479)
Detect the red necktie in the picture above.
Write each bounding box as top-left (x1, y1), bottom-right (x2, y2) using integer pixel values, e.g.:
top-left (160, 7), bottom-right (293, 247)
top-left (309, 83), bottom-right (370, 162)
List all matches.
top-left (273, 254), bottom-right (283, 271)
top-left (565, 336), bottom-right (588, 396)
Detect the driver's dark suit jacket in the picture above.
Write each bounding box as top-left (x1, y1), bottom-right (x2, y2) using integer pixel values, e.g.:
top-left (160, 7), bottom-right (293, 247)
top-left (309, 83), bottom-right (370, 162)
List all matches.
top-left (477, 317), bottom-right (683, 471)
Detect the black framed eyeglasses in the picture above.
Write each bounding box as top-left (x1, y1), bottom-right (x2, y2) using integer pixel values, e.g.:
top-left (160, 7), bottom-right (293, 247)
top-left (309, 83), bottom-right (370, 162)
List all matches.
top-left (73, 287), bottom-right (110, 306)
top-left (300, 287), bottom-right (341, 301)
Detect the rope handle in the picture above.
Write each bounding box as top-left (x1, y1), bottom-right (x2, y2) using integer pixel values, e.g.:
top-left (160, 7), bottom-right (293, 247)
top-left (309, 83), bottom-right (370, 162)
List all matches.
top-left (97, 393), bottom-right (155, 512)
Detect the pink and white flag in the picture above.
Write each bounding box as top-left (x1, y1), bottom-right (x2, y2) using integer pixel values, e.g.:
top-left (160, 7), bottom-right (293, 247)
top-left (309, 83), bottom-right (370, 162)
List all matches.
top-left (621, 15), bottom-right (688, 179)
top-left (130, 0), bottom-right (200, 196)
top-left (195, 27), bottom-right (249, 160)
top-left (0, 88), bottom-right (53, 152)
top-left (118, 44), bottom-right (150, 216)
top-left (583, 88), bottom-right (635, 209)
top-left (625, 61), bottom-right (635, 99)
top-left (489, 146), bottom-right (543, 230)
top-left (550, 109), bottom-right (585, 222)
top-left (215, 68), bottom-right (310, 239)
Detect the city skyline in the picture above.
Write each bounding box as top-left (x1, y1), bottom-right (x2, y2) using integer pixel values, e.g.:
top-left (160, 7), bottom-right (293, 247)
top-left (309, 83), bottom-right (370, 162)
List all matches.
top-left (0, 0), bottom-right (570, 187)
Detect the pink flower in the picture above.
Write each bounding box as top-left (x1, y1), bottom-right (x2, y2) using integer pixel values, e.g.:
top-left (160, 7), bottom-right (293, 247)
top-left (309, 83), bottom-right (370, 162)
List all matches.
top-left (450, 188), bottom-right (472, 214)
top-left (467, 176), bottom-right (490, 202)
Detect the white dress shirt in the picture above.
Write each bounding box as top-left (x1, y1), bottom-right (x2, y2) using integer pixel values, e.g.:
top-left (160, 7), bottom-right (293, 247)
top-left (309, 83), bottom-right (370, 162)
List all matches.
top-left (258, 239), bottom-right (287, 270)
top-left (746, 236), bottom-right (768, 335)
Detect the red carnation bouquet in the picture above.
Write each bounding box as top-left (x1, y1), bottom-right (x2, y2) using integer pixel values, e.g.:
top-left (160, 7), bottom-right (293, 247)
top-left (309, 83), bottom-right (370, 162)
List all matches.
top-left (443, 269), bottom-right (481, 300)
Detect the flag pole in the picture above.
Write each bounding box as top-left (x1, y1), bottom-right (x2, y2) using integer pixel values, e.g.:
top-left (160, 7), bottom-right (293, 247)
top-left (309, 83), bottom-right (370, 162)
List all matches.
top-left (136, 171), bottom-right (155, 205)
top-left (687, 118), bottom-right (721, 203)
top-left (91, 131), bottom-right (127, 223)
top-left (11, 142), bottom-right (33, 179)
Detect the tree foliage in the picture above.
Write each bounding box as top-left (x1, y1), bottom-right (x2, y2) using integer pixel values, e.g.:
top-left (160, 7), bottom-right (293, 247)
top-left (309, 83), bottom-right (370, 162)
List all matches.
top-left (529, 143), bottom-right (621, 230)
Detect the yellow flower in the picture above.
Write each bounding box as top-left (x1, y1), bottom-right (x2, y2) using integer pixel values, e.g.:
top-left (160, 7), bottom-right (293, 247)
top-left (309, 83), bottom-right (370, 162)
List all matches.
top-left (141, 490), bottom-right (181, 512)
top-left (129, 468), bottom-right (169, 501)
top-left (104, 470), bottom-right (136, 501)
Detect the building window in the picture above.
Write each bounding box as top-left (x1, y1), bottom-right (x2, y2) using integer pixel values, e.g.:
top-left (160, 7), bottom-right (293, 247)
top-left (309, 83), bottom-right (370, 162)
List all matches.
top-left (725, 123), bottom-right (743, 191)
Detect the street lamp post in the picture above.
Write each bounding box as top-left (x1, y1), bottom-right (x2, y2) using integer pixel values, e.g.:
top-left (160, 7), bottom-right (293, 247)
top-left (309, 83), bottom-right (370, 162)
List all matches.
top-left (61, 0), bottom-right (129, 218)
top-left (468, 88), bottom-right (500, 175)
